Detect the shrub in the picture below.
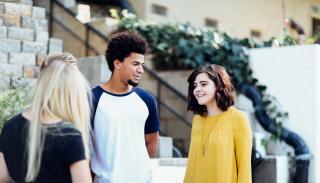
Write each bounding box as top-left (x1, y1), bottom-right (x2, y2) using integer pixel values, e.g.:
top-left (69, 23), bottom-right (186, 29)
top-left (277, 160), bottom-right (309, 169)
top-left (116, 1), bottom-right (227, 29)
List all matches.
top-left (0, 77), bottom-right (29, 131)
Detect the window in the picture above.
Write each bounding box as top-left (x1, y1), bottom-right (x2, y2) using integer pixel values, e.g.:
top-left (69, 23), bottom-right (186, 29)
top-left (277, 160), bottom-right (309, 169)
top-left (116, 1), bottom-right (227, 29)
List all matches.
top-left (250, 29), bottom-right (261, 38)
top-left (151, 4), bottom-right (167, 16)
top-left (205, 18), bottom-right (218, 28)
top-left (312, 18), bottom-right (320, 35)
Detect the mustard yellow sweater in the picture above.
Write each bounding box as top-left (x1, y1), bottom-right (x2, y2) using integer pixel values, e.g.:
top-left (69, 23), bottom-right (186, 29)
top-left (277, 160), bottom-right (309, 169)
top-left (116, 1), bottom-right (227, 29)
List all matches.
top-left (184, 107), bottom-right (252, 183)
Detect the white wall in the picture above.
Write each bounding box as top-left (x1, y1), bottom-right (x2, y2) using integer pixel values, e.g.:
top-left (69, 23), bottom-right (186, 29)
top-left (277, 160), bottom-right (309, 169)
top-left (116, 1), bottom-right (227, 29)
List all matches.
top-left (249, 45), bottom-right (320, 183)
top-left (132, 0), bottom-right (318, 40)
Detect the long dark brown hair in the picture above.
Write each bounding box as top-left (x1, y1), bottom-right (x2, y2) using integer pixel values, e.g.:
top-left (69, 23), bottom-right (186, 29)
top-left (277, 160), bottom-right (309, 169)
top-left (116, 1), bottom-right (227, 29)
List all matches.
top-left (187, 64), bottom-right (235, 116)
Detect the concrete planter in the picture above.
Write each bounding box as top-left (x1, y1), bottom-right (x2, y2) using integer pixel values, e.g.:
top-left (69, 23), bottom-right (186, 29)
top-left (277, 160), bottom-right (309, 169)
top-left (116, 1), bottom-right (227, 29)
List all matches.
top-left (249, 45), bottom-right (320, 183)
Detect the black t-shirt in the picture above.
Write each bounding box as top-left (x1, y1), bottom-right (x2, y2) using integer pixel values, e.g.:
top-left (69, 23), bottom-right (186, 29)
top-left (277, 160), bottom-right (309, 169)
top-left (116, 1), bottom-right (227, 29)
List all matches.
top-left (0, 113), bottom-right (86, 183)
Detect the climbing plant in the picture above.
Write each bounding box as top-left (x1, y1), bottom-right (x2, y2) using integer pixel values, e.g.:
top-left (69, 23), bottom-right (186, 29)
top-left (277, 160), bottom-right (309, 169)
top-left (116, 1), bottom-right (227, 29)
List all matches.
top-left (113, 10), bottom-right (294, 144)
top-left (0, 76), bottom-right (29, 131)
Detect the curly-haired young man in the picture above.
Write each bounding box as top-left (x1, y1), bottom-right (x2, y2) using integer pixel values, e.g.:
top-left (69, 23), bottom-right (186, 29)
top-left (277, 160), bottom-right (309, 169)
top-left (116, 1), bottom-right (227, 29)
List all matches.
top-left (91, 31), bottom-right (160, 183)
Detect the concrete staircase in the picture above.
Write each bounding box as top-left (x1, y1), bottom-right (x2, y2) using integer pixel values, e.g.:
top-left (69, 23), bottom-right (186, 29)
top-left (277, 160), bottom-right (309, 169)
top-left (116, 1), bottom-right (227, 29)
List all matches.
top-left (33, 0), bottom-right (116, 58)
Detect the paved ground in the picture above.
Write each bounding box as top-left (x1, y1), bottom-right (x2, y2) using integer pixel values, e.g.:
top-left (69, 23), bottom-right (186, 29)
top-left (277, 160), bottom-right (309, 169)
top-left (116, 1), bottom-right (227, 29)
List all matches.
top-left (150, 158), bottom-right (187, 183)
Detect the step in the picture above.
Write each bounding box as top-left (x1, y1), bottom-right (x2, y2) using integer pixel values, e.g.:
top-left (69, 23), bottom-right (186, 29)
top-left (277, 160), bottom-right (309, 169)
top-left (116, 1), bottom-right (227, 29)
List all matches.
top-left (150, 158), bottom-right (187, 183)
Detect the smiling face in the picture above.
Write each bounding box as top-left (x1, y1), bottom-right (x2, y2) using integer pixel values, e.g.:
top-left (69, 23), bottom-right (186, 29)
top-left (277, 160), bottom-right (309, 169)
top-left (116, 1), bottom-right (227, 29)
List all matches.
top-left (192, 72), bottom-right (217, 107)
top-left (116, 52), bottom-right (145, 86)
top-left (187, 64), bottom-right (235, 115)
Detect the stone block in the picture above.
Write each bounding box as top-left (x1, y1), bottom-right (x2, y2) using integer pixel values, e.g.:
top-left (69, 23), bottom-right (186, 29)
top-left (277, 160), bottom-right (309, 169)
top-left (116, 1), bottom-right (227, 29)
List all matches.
top-left (0, 39), bottom-right (21, 52)
top-left (156, 136), bottom-right (173, 158)
top-left (20, 0), bottom-right (33, 5)
top-left (32, 6), bottom-right (45, 19)
top-left (0, 26), bottom-right (7, 38)
top-left (0, 52), bottom-right (8, 64)
top-left (4, 2), bottom-right (32, 16)
top-left (0, 13), bottom-right (20, 27)
top-left (21, 16), bottom-right (32, 28)
top-left (253, 155), bottom-right (289, 183)
top-left (8, 27), bottom-right (34, 41)
top-left (21, 16), bottom-right (47, 31)
top-left (49, 38), bottom-right (63, 53)
top-left (0, 3), bottom-right (4, 14)
top-left (23, 65), bottom-right (39, 78)
top-left (0, 63), bottom-right (23, 77)
top-left (57, 0), bottom-right (76, 8)
top-left (0, 75), bottom-right (10, 90)
top-left (11, 76), bottom-right (35, 89)
top-left (35, 31), bottom-right (48, 42)
top-left (34, 18), bottom-right (48, 31)
top-left (9, 52), bottom-right (36, 65)
top-left (78, 56), bottom-right (111, 86)
top-left (157, 158), bottom-right (187, 166)
top-left (22, 41), bottom-right (47, 54)
top-left (0, 0), bottom-right (31, 4)
top-left (36, 54), bottom-right (46, 66)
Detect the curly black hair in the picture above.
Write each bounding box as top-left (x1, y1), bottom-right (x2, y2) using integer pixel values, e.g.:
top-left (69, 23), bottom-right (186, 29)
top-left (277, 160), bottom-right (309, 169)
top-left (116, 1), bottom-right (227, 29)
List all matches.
top-left (105, 31), bottom-right (148, 72)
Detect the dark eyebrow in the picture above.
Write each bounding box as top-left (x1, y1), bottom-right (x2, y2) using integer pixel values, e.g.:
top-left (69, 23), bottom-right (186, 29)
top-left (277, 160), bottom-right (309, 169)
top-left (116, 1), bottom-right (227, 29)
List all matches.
top-left (133, 61), bottom-right (144, 64)
top-left (193, 80), bottom-right (208, 85)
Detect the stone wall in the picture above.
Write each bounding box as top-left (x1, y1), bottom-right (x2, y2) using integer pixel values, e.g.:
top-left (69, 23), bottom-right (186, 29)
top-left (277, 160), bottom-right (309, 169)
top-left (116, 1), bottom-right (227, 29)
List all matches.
top-left (0, 1), bottom-right (63, 90)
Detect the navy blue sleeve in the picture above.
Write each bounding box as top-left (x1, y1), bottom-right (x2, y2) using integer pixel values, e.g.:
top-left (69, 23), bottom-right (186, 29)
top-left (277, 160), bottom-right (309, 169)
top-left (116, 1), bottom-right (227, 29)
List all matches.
top-left (91, 86), bottom-right (104, 129)
top-left (134, 87), bottom-right (160, 134)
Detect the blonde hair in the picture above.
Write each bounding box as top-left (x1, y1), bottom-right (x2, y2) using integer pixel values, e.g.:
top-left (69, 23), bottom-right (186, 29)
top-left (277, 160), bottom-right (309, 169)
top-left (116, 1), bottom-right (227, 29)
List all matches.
top-left (25, 52), bottom-right (92, 181)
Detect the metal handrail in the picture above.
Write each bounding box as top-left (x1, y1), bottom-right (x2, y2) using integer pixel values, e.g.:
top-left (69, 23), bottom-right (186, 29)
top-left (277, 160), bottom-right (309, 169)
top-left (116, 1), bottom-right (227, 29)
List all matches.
top-left (48, 0), bottom-right (108, 57)
top-left (143, 66), bottom-right (188, 102)
top-left (49, 15), bottom-right (100, 55)
top-left (156, 97), bottom-right (191, 128)
top-left (51, 0), bottom-right (108, 41)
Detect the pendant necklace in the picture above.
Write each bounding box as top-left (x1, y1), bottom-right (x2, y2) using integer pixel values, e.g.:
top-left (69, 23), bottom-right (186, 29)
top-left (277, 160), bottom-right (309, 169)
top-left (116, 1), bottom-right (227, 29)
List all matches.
top-left (201, 115), bottom-right (221, 156)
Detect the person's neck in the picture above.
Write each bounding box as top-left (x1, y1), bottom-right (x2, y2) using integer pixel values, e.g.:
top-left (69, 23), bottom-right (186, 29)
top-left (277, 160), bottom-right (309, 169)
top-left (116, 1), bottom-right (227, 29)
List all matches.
top-left (102, 77), bottom-right (132, 94)
top-left (206, 101), bottom-right (223, 116)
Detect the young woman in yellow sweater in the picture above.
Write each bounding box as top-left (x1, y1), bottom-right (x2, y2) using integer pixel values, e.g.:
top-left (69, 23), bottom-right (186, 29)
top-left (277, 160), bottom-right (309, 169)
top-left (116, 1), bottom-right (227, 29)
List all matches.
top-left (184, 64), bottom-right (252, 183)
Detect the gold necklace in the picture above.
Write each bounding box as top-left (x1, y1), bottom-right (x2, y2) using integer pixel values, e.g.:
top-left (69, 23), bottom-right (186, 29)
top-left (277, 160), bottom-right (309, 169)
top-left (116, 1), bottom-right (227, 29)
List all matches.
top-left (201, 115), bottom-right (221, 156)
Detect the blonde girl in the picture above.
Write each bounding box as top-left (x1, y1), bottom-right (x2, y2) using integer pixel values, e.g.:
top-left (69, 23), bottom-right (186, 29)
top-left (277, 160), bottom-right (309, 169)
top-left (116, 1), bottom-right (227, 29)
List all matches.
top-left (0, 52), bottom-right (92, 183)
